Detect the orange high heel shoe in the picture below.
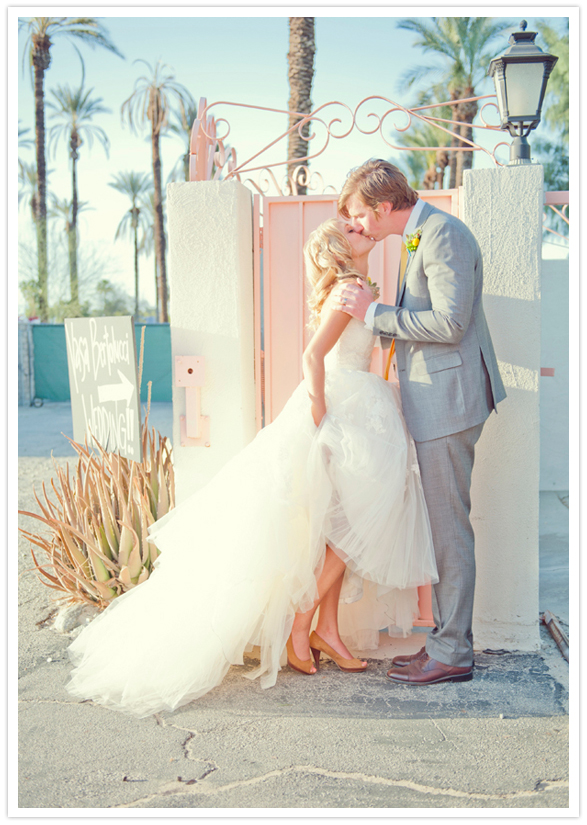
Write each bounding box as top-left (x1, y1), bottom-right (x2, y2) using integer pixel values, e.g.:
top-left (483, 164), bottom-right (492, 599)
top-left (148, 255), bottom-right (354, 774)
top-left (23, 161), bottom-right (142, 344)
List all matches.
top-left (286, 635), bottom-right (316, 675)
top-left (309, 631), bottom-right (368, 673)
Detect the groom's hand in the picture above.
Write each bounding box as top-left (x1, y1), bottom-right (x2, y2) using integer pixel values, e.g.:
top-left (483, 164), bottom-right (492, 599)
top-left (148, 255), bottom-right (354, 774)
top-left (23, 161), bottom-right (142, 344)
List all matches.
top-left (332, 279), bottom-right (373, 323)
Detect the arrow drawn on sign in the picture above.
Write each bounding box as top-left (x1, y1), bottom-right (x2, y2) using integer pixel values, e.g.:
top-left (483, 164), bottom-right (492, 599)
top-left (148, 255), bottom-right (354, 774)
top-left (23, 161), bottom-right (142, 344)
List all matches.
top-left (98, 370), bottom-right (135, 405)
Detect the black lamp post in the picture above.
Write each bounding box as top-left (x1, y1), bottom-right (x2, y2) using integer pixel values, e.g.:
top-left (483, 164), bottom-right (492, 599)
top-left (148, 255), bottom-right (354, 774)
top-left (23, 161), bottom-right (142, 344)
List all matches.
top-left (489, 20), bottom-right (558, 165)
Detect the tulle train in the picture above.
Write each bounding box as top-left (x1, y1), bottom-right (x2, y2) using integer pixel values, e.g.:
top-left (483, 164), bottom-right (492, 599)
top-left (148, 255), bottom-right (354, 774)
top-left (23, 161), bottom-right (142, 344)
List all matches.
top-left (67, 368), bottom-right (437, 717)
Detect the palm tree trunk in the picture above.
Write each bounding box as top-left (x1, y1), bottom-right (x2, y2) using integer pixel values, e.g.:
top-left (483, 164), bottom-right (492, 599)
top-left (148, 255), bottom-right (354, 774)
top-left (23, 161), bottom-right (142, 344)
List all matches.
top-left (70, 153), bottom-right (79, 304)
top-left (133, 219), bottom-right (139, 318)
top-left (456, 91), bottom-right (479, 185)
top-left (154, 249), bottom-right (159, 319)
top-left (33, 43), bottom-right (50, 321)
top-left (151, 130), bottom-right (168, 322)
top-left (448, 88), bottom-right (462, 190)
top-left (435, 148), bottom-right (449, 188)
top-left (66, 221), bottom-right (76, 305)
top-left (287, 17), bottom-right (315, 196)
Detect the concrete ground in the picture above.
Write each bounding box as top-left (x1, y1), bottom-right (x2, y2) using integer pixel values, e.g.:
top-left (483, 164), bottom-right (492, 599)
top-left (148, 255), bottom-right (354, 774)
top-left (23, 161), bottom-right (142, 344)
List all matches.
top-left (18, 400), bottom-right (174, 458)
top-left (16, 402), bottom-right (572, 811)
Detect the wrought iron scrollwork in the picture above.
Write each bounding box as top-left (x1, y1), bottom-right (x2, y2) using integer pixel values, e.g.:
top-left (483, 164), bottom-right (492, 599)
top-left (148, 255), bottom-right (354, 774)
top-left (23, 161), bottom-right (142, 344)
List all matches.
top-left (189, 94), bottom-right (511, 196)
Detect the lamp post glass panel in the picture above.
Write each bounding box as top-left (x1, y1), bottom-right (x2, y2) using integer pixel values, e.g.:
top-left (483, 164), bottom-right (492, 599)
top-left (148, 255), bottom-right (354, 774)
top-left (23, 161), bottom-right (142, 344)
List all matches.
top-left (489, 20), bottom-right (558, 164)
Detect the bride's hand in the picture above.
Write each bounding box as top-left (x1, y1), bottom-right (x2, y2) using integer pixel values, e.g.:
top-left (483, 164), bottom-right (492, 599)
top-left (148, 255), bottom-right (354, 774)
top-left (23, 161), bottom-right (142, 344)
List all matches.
top-left (333, 279), bottom-right (373, 322)
top-left (311, 402), bottom-right (327, 428)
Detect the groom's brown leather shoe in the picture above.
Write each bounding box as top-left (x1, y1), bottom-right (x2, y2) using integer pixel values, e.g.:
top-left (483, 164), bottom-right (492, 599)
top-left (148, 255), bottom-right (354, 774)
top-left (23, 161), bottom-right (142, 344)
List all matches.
top-left (386, 653), bottom-right (473, 685)
top-left (391, 646), bottom-right (427, 667)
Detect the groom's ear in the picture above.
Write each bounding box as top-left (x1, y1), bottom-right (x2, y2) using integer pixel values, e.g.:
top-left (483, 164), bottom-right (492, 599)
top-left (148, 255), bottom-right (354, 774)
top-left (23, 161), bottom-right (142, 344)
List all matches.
top-left (378, 201), bottom-right (393, 217)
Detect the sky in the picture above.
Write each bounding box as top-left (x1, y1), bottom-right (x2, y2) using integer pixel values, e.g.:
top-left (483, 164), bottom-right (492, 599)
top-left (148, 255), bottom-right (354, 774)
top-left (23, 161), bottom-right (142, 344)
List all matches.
top-left (14, 9), bottom-right (571, 313)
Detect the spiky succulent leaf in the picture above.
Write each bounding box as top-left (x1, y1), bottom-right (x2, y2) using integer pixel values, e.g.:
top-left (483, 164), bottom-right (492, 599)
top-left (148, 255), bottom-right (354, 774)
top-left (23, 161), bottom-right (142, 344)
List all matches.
top-left (19, 418), bottom-right (174, 609)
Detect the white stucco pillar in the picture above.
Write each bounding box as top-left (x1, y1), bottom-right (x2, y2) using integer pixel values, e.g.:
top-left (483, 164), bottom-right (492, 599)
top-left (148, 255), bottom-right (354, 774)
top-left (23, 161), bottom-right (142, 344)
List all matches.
top-left (462, 165), bottom-right (543, 651)
top-left (167, 180), bottom-right (255, 502)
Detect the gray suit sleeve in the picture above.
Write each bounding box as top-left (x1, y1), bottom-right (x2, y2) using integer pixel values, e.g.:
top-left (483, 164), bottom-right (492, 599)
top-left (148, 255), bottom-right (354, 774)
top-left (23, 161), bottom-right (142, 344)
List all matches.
top-left (373, 220), bottom-right (476, 345)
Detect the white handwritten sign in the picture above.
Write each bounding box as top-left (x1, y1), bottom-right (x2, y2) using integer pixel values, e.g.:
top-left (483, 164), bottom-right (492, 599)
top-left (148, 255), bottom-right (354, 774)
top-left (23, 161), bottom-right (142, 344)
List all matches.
top-left (64, 317), bottom-right (142, 461)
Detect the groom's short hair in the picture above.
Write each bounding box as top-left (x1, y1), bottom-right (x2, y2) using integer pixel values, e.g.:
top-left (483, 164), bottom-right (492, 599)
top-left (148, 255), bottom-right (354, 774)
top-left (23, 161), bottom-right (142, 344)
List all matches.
top-left (338, 159), bottom-right (418, 217)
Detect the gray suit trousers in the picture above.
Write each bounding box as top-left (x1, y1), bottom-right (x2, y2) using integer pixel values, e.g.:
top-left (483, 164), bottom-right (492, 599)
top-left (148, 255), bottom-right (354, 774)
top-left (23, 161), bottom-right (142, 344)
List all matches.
top-left (415, 421), bottom-right (484, 668)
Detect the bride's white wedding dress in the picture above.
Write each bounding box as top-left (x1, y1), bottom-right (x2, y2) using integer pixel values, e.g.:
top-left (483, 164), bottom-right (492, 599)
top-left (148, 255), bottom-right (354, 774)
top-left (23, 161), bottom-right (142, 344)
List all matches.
top-left (67, 319), bottom-right (437, 717)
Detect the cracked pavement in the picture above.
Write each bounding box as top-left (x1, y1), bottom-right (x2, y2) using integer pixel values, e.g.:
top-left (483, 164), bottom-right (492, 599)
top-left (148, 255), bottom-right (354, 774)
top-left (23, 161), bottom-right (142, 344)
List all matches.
top-left (16, 457), bottom-right (571, 810)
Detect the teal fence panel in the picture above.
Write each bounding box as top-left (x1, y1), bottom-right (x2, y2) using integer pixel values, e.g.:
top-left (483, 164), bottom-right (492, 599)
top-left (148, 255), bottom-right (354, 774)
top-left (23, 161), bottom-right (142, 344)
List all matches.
top-left (32, 323), bottom-right (172, 402)
top-left (31, 324), bottom-right (70, 401)
top-left (134, 324), bottom-right (172, 402)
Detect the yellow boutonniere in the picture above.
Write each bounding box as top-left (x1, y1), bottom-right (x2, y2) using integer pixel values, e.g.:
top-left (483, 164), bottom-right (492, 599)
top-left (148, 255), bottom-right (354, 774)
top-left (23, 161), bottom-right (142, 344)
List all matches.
top-left (406, 229), bottom-right (423, 253)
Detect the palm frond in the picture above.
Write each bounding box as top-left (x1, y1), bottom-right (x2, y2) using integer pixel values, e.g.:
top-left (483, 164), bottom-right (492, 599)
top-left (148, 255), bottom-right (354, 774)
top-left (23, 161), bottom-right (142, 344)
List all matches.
top-left (109, 171), bottom-right (152, 242)
top-left (18, 121), bottom-right (34, 149)
top-left (19, 16), bottom-right (123, 85)
top-left (398, 62), bottom-right (447, 91)
top-left (47, 83), bottom-right (111, 158)
top-left (121, 59), bottom-right (191, 137)
top-left (49, 194), bottom-right (91, 225)
top-left (396, 16), bottom-right (514, 104)
top-left (48, 17), bottom-right (124, 59)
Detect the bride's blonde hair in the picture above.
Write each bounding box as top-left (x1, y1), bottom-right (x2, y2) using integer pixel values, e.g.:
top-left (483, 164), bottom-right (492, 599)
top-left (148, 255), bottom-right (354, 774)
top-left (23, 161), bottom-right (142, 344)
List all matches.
top-left (304, 219), bottom-right (372, 329)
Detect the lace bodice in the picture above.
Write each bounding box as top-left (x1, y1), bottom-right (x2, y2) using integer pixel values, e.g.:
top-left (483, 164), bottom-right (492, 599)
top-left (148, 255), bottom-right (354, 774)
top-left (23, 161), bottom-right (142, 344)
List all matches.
top-left (324, 318), bottom-right (375, 372)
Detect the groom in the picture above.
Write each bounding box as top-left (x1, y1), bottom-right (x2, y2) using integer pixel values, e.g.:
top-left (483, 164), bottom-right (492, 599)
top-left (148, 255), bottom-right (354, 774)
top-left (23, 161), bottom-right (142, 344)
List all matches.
top-left (334, 159), bottom-right (506, 685)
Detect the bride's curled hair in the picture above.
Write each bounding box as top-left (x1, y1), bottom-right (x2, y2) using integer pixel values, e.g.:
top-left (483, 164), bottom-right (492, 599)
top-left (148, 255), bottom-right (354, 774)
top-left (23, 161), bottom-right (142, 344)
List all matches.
top-left (304, 219), bottom-right (372, 329)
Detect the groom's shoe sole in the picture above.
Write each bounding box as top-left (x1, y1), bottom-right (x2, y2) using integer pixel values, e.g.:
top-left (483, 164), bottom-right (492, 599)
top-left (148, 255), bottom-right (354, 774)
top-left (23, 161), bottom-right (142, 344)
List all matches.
top-left (387, 670), bottom-right (473, 685)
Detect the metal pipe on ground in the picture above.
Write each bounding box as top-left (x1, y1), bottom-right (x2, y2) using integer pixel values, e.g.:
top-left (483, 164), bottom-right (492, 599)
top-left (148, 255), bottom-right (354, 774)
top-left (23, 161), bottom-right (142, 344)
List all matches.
top-left (541, 610), bottom-right (569, 662)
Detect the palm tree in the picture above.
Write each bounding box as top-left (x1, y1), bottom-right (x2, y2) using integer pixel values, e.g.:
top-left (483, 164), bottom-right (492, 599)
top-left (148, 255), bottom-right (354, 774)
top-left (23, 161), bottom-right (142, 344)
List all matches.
top-left (19, 16), bottom-right (123, 320)
top-left (19, 161), bottom-right (55, 218)
top-left (394, 87), bottom-right (453, 189)
top-left (287, 17), bottom-right (315, 195)
top-left (18, 160), bottom-right (39, 218)
top-left (19, 120), bottom-right (34, 150)
top-left (534, 19), bottom-right (568, 233)
top-left (47, 84), bottom-right (110, 304)
top-left (121, 60), bottom-right (190, 322)
top-left (49, 195), bottom-right (91, 310)
top-left (109, 171), bottom-right (151, 317)
top-left (395, 119), bottom-right (451, 190)
top-left (397, 17), bottom-right (509, 187)
top-left (19, 123), bottom-right (35, 209)
top-left (536, 19), bottom-right (569, 143)
top-left (49, 194), bottom-right (90, 229)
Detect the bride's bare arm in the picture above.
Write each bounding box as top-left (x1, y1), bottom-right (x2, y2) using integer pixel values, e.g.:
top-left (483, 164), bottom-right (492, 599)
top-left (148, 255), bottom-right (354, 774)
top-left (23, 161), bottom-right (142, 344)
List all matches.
top-left (303, 296), bottom-right (352, 427)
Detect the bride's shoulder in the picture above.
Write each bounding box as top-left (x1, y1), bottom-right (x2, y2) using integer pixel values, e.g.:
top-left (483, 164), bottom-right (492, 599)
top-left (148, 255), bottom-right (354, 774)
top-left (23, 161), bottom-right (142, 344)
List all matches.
top-left (322, 290), bottom-right (337, 314)
top-left (322, 280), bottom-right (351, 316)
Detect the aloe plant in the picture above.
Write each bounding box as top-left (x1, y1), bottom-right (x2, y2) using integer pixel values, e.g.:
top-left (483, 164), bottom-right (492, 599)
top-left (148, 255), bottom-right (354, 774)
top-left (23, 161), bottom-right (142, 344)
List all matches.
top-left (19, 421), bottom-right (175, 610)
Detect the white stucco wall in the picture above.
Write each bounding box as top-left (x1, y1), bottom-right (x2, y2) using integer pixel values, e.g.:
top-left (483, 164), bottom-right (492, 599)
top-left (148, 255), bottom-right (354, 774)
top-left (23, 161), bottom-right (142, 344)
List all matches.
top-left (462, 165), bottom-right (543, 652)
top-left (167, 180), bottom-right (256, 503)
top-left (540, 254), bottom-right (569, 490)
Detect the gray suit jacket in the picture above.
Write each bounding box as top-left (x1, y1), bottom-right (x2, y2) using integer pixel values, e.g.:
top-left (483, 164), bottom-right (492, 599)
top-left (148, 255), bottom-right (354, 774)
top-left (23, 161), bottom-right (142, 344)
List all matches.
top-left (374, 202), bottom-right (506, 442)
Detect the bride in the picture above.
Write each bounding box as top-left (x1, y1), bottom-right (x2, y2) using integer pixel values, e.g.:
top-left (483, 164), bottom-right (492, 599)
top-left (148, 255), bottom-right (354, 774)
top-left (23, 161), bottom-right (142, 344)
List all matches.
top-left (66, 218), bottom-right (437, 717)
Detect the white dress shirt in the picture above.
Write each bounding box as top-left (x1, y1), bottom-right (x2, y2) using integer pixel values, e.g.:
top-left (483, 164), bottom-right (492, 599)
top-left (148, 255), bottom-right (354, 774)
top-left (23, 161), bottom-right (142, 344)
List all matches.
top-left (363, 198), bottom-right (426, 329)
